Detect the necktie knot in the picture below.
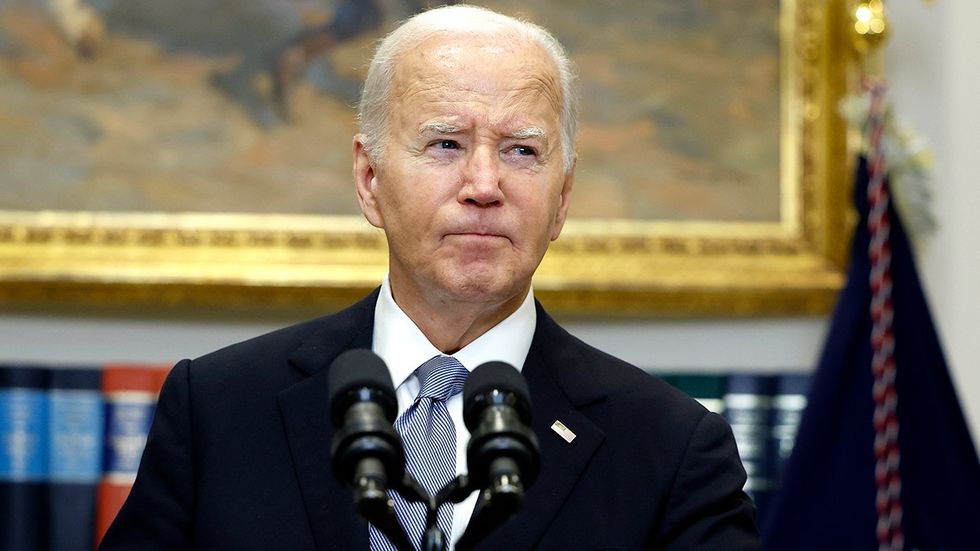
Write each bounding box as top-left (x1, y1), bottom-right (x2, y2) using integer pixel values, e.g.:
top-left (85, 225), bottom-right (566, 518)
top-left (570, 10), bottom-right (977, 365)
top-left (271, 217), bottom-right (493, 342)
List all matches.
top-left (416, 355), bottom-right (468, 402)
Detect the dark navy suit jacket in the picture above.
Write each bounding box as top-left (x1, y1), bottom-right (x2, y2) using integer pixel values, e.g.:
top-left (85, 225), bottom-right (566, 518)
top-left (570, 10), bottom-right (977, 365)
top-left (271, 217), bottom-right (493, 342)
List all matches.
top-left (100, 290), bottom-right (760, 550)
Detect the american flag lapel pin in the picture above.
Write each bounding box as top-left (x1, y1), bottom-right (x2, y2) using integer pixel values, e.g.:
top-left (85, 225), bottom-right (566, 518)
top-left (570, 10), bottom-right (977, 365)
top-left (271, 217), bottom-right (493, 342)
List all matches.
top-left (550, 420), bottom-right (576, 443)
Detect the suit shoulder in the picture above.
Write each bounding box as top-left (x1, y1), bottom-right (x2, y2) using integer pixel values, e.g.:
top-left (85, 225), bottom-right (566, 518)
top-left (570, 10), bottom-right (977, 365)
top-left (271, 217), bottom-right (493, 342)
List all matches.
top-left (575, 336), bottom-right (705, 416)
top-left (195, 315), bottom-right (331, 362)
top-left (183, 293), bottom-right (376, 388)
top-left (536, 311), bottom-right (708, 422)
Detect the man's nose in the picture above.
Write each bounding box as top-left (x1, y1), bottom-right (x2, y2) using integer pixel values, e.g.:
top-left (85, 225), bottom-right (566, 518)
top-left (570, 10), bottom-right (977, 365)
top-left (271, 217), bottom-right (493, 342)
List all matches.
top-left (458, 145), bottom-right (503, 207)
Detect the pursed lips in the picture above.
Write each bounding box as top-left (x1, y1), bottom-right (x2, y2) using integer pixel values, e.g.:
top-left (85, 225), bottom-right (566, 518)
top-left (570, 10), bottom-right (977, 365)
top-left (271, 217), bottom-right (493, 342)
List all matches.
top-left (443, 230), bottom-right (511, 243)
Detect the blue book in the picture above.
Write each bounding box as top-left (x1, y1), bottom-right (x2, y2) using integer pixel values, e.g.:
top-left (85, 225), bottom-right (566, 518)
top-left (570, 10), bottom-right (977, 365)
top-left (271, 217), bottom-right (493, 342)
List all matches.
top-left (48, 368), bottom-right (104, 551)
top-left (770, 373), bottom-right (810, 486)
top-left (1, 366), bottom-right (51, 551)
top-left (723, 373), bottom-right (775, 518)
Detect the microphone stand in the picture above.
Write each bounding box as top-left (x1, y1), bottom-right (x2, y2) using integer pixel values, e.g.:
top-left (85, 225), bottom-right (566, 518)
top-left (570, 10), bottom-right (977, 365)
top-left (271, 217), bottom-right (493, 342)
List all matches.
top-left (424, 475), bottom-right (478, 551)
top-left (379, 470), bottom-right (523, 551)
top-left (354, 470), bottom-right (506, 551)
top-left (349, 467), bottom-right (473, 551)
top-left (397, 473), bottom-right (475, 551)
top-left (351, 457), bottom-right (415, 551)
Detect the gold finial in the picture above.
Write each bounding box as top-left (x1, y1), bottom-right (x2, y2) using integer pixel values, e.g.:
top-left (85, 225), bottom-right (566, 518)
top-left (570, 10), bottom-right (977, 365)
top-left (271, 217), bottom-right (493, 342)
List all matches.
top-left (851, 0), bottom-right (889, 53)
top-left (851, 0), bottom-right (889, 77)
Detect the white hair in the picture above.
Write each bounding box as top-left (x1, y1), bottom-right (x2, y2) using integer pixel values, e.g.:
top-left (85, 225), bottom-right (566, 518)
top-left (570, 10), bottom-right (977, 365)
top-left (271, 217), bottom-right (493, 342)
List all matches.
top-left (357, 4), bottom-right (578, 173)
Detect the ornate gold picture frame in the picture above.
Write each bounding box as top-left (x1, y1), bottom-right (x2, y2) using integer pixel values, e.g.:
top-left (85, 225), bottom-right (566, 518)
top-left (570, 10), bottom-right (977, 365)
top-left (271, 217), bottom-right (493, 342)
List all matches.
top-left (0, 0), bottom-right (853, 316)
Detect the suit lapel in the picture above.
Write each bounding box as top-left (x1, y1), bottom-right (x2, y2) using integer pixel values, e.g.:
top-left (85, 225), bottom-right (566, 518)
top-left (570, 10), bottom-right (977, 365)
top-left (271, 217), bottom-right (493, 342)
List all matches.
top-left (466, 304), bottom-right (607, 549)
top-left (276, 291), bottom-right (377, 551)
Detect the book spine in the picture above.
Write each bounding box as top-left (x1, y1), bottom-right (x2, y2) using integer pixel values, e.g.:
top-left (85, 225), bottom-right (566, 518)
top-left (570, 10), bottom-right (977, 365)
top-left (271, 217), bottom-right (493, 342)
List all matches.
top-left (1, 366), bottom-right (51, 551)
top-left (95, 364), bottom-right (170, 547)
top-left (770, 373), bottom-right (811, 484)
top-left (48, 368), bottom-right (104, 551)
top-left (664, 372), bottom-right (727, 415)
top-left (723, 373), bottom-right (775, 515)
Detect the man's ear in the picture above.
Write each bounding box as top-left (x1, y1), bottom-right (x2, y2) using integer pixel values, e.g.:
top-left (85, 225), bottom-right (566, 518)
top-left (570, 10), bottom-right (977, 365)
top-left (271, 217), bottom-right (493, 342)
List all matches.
top-left (353, 136), bottom-right (384, 229)
top-left (550, 157), bottom-right (576, 241)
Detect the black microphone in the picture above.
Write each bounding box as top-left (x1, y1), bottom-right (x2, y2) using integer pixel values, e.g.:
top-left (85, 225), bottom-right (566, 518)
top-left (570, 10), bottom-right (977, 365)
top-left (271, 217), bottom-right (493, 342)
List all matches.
top-left (327, 349), bottom-right (404, 507)
top-left (463, 361), bottom-right (540, 513)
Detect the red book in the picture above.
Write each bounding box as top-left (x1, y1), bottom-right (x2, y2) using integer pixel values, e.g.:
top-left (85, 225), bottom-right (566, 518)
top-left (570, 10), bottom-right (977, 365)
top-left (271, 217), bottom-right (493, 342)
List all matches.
top-left (94, 363), bottom-right (170, 547)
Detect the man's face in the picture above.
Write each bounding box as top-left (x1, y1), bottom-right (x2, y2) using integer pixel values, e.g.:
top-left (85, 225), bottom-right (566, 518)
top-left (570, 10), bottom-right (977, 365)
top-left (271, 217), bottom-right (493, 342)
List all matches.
top-left (354, 33), bottom-right (574, 308)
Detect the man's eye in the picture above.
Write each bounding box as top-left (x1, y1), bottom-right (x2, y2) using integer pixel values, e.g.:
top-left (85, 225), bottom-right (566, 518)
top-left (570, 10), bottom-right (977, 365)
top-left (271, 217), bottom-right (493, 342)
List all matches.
top-left (512, 145), bottom-right (537, 156)
top-left (434, 140), bottom-right (459, 150)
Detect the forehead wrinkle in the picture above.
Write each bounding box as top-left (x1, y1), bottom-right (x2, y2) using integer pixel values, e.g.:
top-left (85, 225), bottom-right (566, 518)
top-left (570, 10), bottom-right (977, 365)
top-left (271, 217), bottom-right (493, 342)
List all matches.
top-left (389, 36), bottom-right (564, 147)
top-left (392, 77), bottom-right (443, 111)
top-left (403, 36), bottom-right (562, 105)
top-left (522, 73), bottom-right (562, 118)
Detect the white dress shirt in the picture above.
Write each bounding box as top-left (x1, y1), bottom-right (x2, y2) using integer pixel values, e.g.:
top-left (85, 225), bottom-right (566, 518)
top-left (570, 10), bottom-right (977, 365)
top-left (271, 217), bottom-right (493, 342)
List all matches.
top-left (371, 276), bottom-right (536, 547)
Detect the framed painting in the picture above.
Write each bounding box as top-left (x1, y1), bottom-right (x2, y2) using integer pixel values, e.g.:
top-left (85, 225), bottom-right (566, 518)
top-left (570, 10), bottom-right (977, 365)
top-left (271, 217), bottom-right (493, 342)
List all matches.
top-left (0, 0), bottom-right (854, 315)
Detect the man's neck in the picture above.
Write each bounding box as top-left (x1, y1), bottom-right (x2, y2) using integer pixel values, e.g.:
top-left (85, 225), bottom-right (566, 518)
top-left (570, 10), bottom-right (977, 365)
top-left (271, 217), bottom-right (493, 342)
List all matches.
top-left (388, 280), bottom-right (529, 355)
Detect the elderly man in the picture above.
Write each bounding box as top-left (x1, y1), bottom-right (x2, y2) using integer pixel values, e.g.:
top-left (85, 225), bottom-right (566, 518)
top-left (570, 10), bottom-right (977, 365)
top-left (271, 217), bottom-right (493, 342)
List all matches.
top-left (101, 5), bottom-right (759, 550)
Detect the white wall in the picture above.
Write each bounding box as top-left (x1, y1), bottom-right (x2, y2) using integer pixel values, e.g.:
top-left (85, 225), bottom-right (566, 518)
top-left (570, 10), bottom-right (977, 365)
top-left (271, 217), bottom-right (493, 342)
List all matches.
top-left (0, 2), bottom-right (977, 449)
top-left (0, 312), bottom-right (827, 372)
top-left (886, 0), bottom-right (980, 450)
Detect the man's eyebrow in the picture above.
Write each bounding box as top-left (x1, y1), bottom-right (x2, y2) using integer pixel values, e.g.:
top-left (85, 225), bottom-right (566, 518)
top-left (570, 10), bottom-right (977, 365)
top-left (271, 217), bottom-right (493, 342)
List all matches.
top-left (510, 127), bottom-right (547, 140)
top-left (418, 121), bottom-right (460, 135)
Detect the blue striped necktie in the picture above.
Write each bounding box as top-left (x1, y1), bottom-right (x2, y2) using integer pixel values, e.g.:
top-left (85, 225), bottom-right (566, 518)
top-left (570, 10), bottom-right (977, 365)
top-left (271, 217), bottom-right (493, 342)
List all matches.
top-left (370, 355), bottom-right (468, 550)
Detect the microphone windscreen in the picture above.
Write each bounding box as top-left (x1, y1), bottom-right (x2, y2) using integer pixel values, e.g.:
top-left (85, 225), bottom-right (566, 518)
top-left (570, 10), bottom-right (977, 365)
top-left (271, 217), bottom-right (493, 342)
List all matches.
top-left (463, 361), bottom-right (530, 409)
top-left (327, 349), bottom-right (396, 418)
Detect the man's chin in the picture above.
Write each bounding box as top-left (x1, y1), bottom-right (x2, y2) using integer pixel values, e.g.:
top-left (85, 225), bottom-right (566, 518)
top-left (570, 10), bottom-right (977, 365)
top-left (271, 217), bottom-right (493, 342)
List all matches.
top-left (436, 271), bottom-right (528, 306)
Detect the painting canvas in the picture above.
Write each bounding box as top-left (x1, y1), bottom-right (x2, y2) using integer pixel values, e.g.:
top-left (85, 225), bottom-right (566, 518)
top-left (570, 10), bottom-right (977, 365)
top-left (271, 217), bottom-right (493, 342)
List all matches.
top-left (0, 0), bottom-right (780, 222)
top-left (0, 0), bottom-right (851, 315)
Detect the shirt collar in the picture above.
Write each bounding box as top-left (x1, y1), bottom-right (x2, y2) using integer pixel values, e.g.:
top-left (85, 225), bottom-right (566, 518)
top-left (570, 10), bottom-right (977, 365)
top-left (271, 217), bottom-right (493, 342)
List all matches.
top-left (372, 276), bottom-right (535, 388)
